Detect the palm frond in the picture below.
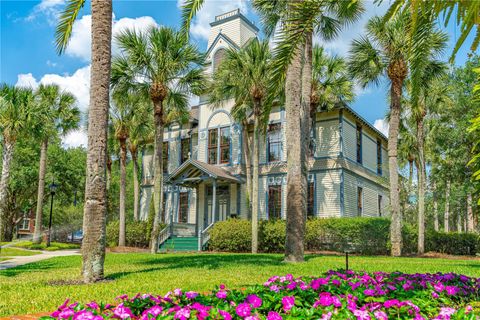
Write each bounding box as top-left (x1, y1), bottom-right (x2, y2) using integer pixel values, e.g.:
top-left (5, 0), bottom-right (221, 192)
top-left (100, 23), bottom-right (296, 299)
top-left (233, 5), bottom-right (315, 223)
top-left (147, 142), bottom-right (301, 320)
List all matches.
top-left (55, 0), bottom-right (85, 55)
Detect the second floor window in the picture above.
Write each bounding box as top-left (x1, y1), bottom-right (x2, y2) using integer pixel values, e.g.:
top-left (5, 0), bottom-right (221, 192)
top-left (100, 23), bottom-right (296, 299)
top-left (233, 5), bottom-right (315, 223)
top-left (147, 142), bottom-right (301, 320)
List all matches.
top-left (181, 138), bottom-right (190, 164)
top-left (208, 127), bottom-right (230, 165)
top-left (357, 186), bottom-right (363, 216)
top-left (163, 142), bottom-right (169, 173)
top-left (356, 124), bottom-right (362, 164)
top-left (268, 185), bottom-right (282, 219)
top-left (307, 181), bottom-right (315, 217)
top-left (268, 123), bottom-right (282, 162)
top-left (377, 140), bottom-right (382, 175)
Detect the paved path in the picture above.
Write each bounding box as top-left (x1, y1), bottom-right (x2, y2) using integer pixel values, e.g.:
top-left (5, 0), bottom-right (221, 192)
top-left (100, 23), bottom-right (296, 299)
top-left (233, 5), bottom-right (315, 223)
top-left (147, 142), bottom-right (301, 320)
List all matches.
top-left (0, 249), bottom-right (80, 270)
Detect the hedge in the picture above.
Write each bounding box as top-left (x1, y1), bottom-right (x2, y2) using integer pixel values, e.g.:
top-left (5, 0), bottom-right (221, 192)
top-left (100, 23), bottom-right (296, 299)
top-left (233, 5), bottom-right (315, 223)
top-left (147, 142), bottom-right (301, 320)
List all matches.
top-left (208, 218), bottom-right (480, 256)
top-left (106, 220), bottom-right (157, 248)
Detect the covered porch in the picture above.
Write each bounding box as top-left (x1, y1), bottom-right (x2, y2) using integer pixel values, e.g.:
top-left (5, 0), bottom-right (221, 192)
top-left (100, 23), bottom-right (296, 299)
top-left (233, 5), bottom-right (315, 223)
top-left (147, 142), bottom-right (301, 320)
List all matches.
top-left (162, 159), bottom-right (243, 251)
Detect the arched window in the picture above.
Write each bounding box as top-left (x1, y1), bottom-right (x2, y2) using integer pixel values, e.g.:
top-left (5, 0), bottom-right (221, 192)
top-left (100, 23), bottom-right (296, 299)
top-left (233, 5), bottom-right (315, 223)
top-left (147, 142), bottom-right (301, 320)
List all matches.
top-left (213, 48), bottom-right (226, 72)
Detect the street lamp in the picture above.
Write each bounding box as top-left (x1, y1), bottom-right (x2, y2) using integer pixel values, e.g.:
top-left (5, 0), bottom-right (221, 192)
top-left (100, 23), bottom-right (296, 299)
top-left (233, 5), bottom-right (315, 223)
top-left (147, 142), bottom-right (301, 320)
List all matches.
top-left (47, 181), bottom-right (58, 247)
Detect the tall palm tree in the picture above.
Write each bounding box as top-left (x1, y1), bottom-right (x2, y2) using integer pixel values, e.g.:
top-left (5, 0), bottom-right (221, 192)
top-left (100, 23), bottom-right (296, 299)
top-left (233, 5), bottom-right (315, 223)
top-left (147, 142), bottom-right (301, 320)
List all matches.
top-left (0, 85), bottom-right (34, 241)
top-left (56, 0), bottom-right (113, 282)
top-left (32, 84), bottom-right (80, 244)
top-left (209, 39), bottom-right (276, 253)
top-left (348, 11), bottom-right (410, 256)
top-left (111, 26), bottom-right (206, 253)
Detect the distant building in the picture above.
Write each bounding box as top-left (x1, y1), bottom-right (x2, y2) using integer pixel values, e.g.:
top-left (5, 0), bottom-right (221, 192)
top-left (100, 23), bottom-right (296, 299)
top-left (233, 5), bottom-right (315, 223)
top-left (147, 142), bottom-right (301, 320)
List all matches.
top-left (139, 9), bottom-right (390, 250)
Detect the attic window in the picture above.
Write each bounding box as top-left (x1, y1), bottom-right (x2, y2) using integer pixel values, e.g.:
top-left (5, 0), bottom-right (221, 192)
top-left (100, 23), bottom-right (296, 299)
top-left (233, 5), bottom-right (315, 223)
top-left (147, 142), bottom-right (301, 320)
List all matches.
top-left (213, 48), bottom-right (226, 72)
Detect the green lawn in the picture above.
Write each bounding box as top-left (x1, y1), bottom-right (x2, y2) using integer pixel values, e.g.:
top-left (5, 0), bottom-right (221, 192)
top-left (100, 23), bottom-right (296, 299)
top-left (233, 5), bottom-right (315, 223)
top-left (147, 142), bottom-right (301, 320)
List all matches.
top-left (0, 247), bottom-right (41, 257)
top-left (1, 241), bottom-right (80, 251)
top-left (0, 253), bottom-right (479, 316)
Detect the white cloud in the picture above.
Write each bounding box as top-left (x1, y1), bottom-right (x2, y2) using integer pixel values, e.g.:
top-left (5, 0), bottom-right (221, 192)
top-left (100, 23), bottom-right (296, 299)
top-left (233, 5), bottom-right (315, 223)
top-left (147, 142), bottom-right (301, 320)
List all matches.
top-left (65, 14), bottom-right (159, 62)
top-left (15, 73), bottom-right (39, 89)
top-left (26, 0), bottom-right (65, 25)
top-left (62, 129), bottom-right (88, 148)
top-left (374, 118), bottom-right (389, 137)
top-left (177, 0), bottom-right (249, 41)
top-left (314, 1), bottom-right (390, 57)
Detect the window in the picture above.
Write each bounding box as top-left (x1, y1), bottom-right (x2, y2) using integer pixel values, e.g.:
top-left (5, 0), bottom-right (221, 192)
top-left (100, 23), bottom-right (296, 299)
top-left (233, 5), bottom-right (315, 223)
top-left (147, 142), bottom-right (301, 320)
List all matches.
top-left (357, 187), bottom-right (363, 216)
top-left (308, 126), bottom-right (316, 157)
top-left (19, 218), bottom-right (29, 231)
top-left (356, 124), bottom-right (362, 164)
top-left (267, 123), bottom-right (282, 162)
top-left (377, 140), bottom-right (382, 175)
top-left (178, 192), bottom-right (189, 223)
top-left (378, 195), bottom-right (383, 217)
top-left (213, 48), bottom-right (227, 72)
top-left (307, 181), bottom-right (315, 217)
top-left (181, 138), bottom-right (190, 164)
top-left (208, 127), bottom-right (230, 165)
top-left (268, 185), bottom-right (282, 219)
top-left (163, 142), bottom-right (169, 173)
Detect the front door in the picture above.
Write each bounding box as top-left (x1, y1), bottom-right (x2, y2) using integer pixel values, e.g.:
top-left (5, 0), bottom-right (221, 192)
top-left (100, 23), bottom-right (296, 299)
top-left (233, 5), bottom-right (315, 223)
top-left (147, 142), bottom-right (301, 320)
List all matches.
top-left (205, 185), bottom-right (229, 228)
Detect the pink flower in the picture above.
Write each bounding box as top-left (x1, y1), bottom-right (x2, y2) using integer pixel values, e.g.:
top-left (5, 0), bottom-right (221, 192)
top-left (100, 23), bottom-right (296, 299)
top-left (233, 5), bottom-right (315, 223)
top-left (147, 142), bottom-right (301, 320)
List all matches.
top-left (73, 310), bottom-right (100, 320)
top-left (246, 294), bottom-right (262, 308)
top-left (216, 290), bottom-right (227, 299)
top-left (236, 303), bottom-right (251, 317)
top-left (321, 312), bottom-right (332, 320)
top-left (245, 316), bottom-right (259, 320)
top-left (364, 289), bottom-right (375, 296)
top-left (373, 310), bottom-right (388, 320)
top-left (185, 291), bottom-right (198, 299)
top-left (58, 309), bottom-right (74, 319)
top-left (445, 286), bottom-right (458, 296)
top-left (141, 306), bottom-right (163, 320)
top-left (319, 292), bottom-right (333, 307)
top-left (353, 309), bottom-right (371, 320)
top-left (174, 288), bottom-right (182, 296)
top-left (86, 302), bottom-right (99, 310)
top-left (219, 310), bottom-right (232, 320)
top-left (282, 296), bottom-right (295, 312)
top-left (113, 304), bottom-right (134, 319)
top-left (174, 307), bottom-right (191, 319)
top-left (432, 292), bottom-right (439, 299)
top-left (331, 279), bottom-right (341, 286)
top-left (433, 282), bottom-right (445, 292)
top-left (267, 311), bottom-right (282, 320)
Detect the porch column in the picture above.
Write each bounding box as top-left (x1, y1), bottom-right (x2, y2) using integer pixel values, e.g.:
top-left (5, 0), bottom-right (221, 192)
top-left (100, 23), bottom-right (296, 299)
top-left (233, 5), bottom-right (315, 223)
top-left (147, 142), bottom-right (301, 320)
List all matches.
top-left (170, 184), bottom-right (175, 234)
top-left (212, 180), bottom-right (217, 223)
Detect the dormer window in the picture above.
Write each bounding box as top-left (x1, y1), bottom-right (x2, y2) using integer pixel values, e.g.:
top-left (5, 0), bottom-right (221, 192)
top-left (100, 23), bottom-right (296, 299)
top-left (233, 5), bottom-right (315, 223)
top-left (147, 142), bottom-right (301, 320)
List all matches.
top-left (213, 48), bottom-right (227, 72)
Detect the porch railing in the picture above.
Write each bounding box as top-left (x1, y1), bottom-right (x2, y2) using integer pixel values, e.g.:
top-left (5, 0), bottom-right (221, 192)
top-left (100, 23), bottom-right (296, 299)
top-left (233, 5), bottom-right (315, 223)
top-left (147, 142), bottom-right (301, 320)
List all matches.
top-left (158, 224), bottom-right (171, 249)
top-left (198, 222), bottom-right (215, 251)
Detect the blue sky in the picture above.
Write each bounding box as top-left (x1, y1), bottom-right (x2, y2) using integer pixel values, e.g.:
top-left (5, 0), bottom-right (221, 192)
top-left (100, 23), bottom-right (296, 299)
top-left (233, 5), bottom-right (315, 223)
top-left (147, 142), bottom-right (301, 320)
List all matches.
top-left (0, 0), bottom-right (475, 147)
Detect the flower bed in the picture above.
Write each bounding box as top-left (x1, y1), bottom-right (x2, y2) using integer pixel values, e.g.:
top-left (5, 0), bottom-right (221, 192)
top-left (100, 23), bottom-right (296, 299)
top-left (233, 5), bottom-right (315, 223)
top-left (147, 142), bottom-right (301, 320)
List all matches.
top-left (42, 271), bottom-right (479, 320)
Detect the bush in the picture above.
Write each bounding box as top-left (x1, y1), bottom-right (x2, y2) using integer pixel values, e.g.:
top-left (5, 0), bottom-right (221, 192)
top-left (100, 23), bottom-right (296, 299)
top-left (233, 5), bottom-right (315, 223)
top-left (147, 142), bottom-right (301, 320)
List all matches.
top-left (106, 220), bottom-right (155, 248)
top-left (209, 219), bottom-right (251, 252)
top-left (426, 232), bottom-right (479, 256)
top-left (259, 219), bottom-right (285, 252)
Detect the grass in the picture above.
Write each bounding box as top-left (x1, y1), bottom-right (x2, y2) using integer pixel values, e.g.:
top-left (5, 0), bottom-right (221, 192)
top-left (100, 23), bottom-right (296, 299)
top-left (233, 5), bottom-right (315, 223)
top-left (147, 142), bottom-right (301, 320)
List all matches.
top-left (0, 247), bottom-right (41, 257)
top-left (1, 241), bottom-right (80, 251)
top-left (1, 253), bottom-right (479, 316)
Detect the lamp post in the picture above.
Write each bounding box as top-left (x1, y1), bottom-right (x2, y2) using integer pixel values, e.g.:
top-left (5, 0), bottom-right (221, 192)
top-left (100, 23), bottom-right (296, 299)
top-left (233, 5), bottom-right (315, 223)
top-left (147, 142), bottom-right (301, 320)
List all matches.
top-left (47, 181), bottom-right (58, 247)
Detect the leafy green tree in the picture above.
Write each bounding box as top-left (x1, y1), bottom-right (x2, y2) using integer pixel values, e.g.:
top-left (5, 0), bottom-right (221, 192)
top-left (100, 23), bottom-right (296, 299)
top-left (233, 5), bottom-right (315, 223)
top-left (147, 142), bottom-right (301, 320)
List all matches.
top-left (0, 85), bottom-right (34, 241)
top-left (209, 39), bottom-right (276, 253)
top-left (111, 26), bottom-right (206, 253)
top-left (32, 84), bottom-right (80, 244)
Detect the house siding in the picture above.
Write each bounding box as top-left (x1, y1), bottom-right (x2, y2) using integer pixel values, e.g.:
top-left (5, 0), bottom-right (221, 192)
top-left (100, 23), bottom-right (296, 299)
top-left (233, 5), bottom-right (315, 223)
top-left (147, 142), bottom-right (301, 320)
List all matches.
top-left (316, 119), bottom-right (340, 157)
top-left (316, 170), bottom-right (341, 217)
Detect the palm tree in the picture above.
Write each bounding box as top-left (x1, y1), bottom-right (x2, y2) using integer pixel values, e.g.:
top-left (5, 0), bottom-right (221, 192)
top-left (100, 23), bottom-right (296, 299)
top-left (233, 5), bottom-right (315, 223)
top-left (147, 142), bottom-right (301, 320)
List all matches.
top-left (348, 11), bottom-right (410, 256)
top-left (254, 0), bottom-right (363, 262)
top-left (56, 0), bottom-right (113, 282)
top-left (111, 26), bottom-right (206, 254)
top-left (0, 85), bottom-right (34, 241)
top-left (209, 39), bottom-right (276, 253)
top-left (32, 84), bottom-right (80, 244)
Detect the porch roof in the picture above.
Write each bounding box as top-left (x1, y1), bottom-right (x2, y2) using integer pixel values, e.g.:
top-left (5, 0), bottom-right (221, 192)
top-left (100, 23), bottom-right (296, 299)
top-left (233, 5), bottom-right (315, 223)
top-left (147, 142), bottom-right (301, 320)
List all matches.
top-left (167, 159), bottom-right (242, 187)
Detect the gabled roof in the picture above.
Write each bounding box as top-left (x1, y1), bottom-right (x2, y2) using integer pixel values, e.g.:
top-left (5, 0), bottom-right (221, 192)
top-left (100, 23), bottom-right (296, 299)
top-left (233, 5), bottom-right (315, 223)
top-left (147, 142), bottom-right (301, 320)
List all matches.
top-left (340, 105), bottom-right (388, 142)
top-left (205, 33), bottom-right (240, 57)
top-left (168, 159), bottom-right (242, 187)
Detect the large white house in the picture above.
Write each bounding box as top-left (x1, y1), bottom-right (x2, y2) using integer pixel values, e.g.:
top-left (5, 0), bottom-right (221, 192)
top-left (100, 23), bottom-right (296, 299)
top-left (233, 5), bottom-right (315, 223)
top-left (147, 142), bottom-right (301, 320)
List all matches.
top-left (138, 9), bottom-right (390, 251)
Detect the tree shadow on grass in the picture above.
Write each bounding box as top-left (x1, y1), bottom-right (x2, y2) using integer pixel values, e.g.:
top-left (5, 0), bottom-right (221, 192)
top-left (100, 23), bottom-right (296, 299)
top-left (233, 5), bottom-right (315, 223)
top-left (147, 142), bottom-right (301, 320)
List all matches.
top-left (0, 256), bottom-right (80, 278)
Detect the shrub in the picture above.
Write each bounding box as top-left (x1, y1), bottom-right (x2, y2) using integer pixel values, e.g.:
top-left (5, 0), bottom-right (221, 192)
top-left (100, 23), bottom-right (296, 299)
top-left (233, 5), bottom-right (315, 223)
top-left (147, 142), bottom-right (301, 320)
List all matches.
top-left (209, 219), bottom-right (251, 252)
top-left (426, 232), bottom-right (479, 256)
top-left (259, 220), bottom-right (285, 253)
top-left (106, 220), bottom-right (154, 248)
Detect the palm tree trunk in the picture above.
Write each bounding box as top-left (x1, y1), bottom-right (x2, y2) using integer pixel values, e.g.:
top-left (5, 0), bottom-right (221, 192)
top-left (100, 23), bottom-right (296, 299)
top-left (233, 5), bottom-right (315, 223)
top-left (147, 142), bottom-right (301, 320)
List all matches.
top-left (118, 138), bottom-right (127, 247)
top-left (106, 156), bottom-right (112, 191)
top-left (433, 181), bottom-right (439, 232)
top-left (132, 148), bottom-right (140, 221)
top-left (416, 118), bottom-right (425, 255)
top-left (33, 139), bottom-right (48, 244)
top-left (0, 140), bottom-right (14, 242)
top-left (150, 98), bottom-right (165, 254)
top-left (81, 0), bottom-right (112, 283)
top-left (408, 160), bottom-right (413, 194)
top-left (251, 113), bottom-right (260, 254)
top-left (444, 179), bottom-right (450, 232)
top-left (388, 74), bottom-right (405, 257)
top-left (466, 192), bottom-right (474, 232)
top-left (285, 36), bottom-right (307, 263)
top-left (242, 122), bottom-right (252, 218)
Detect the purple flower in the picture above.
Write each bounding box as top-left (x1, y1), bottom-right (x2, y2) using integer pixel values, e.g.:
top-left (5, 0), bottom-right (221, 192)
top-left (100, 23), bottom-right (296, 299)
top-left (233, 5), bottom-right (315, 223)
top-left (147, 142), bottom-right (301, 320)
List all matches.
top-left (319, 292), bottom-right (333, 307)
top-left (282, 296), bottom-right (295, 312)
top-left (383, 299), bottom-right (399, 308)
top-left (246, 294), bottom-right (262, 308)
top-left (432, 292), bottom-right (439, 299)
top-left (185, 291), bottom-right (198, 299)
top-left (219, 310), bottom-right (232, 320)
top-left (141, 306), bottom-right (163, 320)
top-left (73, 310), bottom-right (101, 320)
top-left (269, 285), bottom-right (280, 292)
top-left (353, 309), bottom-right (371, 320)
top-left (58, 309), bottom-right (75, 319)
top-left (113, 304), bottom-right (134, 319)
top-left (85, 302), bottom-right (99, 310)
top-left (433, 282), bottom-right (444, 292)
top-left (216, 290), bottom-right (227, 299)
top-left (331, 279), bottom-right (341, 286)
top-left (236, 303), bottom-right (251, 317)
top-left (445, 286), bottom-right (458, 296)
top-left (267, 311), bottom-right (282, 320)
top-left (373, 311), bottom-right (388, 320)
top-left (364, 289), bottom-right (376, 296)
top-left (174, 307), bottom-right (191, 320)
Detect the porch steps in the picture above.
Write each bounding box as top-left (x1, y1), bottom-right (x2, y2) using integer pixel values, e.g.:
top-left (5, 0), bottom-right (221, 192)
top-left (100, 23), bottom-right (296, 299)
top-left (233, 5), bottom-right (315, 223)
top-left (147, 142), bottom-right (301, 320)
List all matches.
top-left (159, 236), bottom-right (198, 252)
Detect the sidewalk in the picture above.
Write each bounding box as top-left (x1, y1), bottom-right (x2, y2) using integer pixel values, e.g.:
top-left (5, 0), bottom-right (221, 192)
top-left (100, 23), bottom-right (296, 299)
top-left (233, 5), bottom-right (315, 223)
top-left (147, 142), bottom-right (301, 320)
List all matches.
top-left (0, 249), bottom-right (80, 270)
